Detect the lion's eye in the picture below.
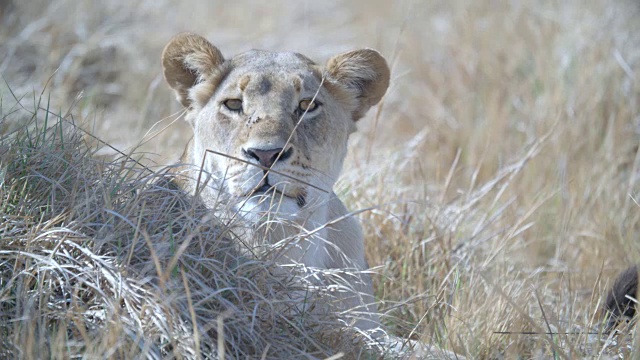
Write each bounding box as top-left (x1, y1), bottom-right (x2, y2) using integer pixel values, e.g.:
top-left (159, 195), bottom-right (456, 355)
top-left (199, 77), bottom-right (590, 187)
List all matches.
top-left (223, 99), bottom-right (243, 112)
top-left (298, 99), bottom-right (319, 112)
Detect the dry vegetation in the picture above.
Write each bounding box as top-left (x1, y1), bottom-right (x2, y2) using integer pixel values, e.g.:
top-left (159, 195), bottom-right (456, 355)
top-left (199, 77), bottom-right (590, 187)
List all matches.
top-left (1, 0), bottom-right (639, 358)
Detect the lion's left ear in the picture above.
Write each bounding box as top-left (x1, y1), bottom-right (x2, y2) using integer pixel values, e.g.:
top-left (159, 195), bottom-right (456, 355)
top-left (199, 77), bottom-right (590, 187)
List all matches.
top-left (162, 33), bottom-right (225, 108)
top-left (325, 49), bottom-right (390, 121)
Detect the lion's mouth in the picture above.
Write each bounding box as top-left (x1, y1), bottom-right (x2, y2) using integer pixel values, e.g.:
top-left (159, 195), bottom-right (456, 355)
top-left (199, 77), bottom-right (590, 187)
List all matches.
top-left (247, 182), bottom-right (306, 208)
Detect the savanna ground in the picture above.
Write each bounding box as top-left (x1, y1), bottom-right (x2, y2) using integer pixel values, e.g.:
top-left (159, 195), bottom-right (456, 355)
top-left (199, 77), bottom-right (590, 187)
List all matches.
top-left (1, 0), bottom-right (639, 358)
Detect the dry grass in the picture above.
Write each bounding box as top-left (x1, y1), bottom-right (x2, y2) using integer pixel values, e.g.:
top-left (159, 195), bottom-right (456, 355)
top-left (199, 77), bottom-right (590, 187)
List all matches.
top-left (0, 109), bottom-right (378, 359)
top-left (1, 0), bottom-right (640, 358)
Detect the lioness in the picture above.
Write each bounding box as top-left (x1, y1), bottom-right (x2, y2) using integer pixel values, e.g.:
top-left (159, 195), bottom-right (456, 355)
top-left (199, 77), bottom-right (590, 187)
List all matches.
top-left (161, 33), bottom-right (461, 358)
top-left (162, 32), bottom-right (387, 330)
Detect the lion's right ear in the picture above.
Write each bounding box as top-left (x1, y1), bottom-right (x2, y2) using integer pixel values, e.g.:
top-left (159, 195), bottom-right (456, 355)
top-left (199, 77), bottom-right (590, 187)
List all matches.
top-left (325, 49), bottom-right (390, 121)
top-left (162, 33), bottom-right (225, 108)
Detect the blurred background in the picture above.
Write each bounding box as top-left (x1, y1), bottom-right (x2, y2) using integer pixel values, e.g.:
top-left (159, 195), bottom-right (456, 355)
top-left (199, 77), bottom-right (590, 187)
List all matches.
top-left (4, 0), bottom-right (636, 166)
top-left (2, 0), bottom-right (418, 161)
top-left (1, 0), bottom-right (639, 356)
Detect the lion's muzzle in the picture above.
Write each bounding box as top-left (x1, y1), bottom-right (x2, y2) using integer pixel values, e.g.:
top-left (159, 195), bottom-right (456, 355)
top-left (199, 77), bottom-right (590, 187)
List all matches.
top-left (242, 146), bottom-right (293, 168)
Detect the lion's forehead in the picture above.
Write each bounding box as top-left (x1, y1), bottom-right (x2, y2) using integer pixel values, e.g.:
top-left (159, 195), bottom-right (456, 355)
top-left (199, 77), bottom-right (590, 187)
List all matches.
top-left (203, 56), bottom-right (326, 119)
top-left (221, 51), bottom-right (321, 91)
top-left (231, 49), bottom-right (316, 69)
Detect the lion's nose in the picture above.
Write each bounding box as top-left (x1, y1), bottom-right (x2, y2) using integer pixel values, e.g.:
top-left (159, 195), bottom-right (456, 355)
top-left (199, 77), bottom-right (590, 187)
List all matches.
top-left (243, 146), bottom-right (293, 168)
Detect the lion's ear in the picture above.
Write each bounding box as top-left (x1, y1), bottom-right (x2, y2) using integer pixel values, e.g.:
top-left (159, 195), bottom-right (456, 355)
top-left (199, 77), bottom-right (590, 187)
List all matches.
top-left (162, 33), bottom-right (225, 108)
top-left (325, 49), bottom-right (390, 121)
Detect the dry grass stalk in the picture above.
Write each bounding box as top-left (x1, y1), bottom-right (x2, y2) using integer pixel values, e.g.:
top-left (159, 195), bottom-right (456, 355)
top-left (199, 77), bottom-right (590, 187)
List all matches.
top-left (1, 0), bottom-right (639, 358)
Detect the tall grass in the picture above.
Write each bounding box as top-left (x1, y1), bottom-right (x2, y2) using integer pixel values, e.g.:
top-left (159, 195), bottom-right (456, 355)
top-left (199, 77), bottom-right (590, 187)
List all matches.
top-left (1, 0), bottom-right (639, 358)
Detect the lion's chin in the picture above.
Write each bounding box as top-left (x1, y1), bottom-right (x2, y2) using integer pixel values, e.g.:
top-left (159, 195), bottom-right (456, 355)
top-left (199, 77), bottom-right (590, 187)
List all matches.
top-left (243, 183), bottom-right (307, 208)
top-left (234, 193), bottom-right (303, 223)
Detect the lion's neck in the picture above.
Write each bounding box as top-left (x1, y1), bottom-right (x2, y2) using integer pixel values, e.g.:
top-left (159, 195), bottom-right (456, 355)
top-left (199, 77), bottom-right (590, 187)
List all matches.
top-left (232, 194), bottom-right (332, 268)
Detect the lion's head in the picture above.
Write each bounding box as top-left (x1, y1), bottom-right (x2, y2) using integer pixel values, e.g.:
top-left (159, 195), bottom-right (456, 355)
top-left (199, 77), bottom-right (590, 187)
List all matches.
top-left (162, 33), bottom-right (389, 221)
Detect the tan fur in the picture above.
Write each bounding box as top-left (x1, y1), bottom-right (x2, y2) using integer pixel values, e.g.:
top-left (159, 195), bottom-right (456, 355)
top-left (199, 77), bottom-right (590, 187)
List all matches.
top-left (163, 33), bottom-right (390, 332)
top-left (162, 33), bottom-right (466, 359)
top-left (165, 30), bottom-right (391, 329)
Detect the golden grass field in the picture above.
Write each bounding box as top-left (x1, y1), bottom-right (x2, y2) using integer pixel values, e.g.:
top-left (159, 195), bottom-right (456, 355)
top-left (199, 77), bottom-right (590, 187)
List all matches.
top-left (1, 0), bottom-right (639, 358)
